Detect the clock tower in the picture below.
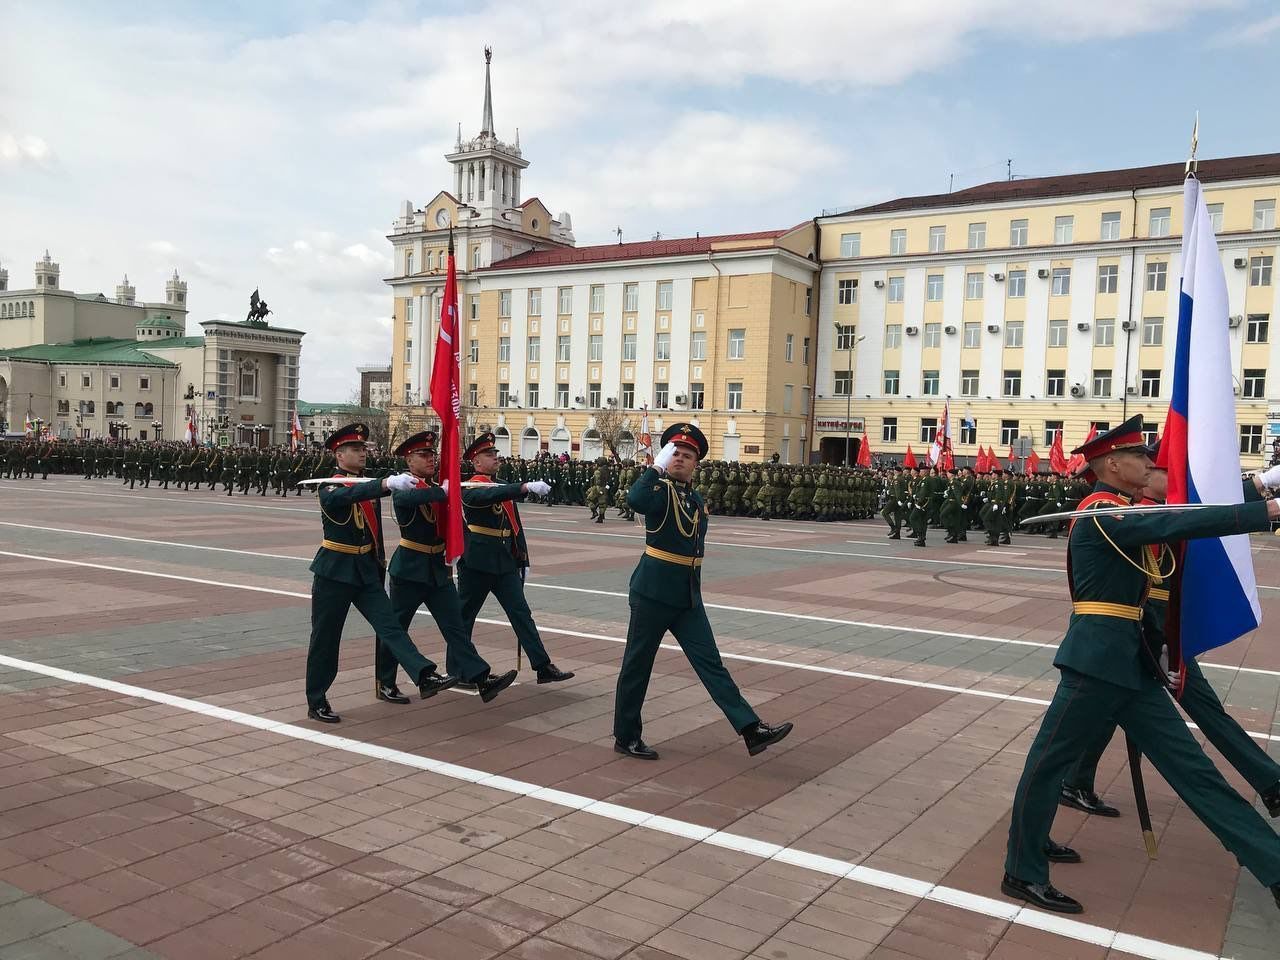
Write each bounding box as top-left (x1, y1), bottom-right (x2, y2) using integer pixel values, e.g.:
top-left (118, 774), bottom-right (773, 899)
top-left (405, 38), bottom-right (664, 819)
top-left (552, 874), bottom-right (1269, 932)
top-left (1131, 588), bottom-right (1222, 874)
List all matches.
top-left (446, 46), bottom-right (528, 217)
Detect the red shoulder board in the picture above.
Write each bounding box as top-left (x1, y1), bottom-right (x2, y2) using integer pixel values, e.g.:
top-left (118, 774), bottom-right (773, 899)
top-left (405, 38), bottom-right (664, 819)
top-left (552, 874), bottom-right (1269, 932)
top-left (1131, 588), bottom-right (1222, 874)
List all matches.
top-left (1070, 491), bottom-right (1130, 534)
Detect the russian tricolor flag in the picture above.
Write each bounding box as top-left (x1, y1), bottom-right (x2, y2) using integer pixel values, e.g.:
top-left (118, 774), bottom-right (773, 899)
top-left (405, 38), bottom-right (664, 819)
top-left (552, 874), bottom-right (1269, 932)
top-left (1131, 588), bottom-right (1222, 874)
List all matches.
top-left (1161, 175), bottom-right (1261, 659)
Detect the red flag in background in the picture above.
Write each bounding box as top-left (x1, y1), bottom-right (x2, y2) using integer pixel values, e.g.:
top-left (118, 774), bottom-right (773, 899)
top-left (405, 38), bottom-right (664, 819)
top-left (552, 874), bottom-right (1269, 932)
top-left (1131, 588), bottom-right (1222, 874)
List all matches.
top-left (1049, 430), bottom-right (1068, 474)
top-left (430, 231), bottom-right (464, 565)
top-left (987, 446), bottom-right (999, 471)
top-left (1066, 423), bottom-right (1098, 476)
top-left (974, 446), bottom-right (987, 473)
top-left (903, 445), bottom-right (918, 468)
top-left (857, 431), bottom-right (872, 467)
top-left (1006, 445), bottom-right (1017, 469)
top-left (1025, 449), bottom-right (1041, 474)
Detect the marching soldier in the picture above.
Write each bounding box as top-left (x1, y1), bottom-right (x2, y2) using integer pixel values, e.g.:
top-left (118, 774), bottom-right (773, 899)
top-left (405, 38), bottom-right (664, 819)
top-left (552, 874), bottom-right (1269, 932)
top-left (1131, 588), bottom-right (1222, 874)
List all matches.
top-left (613, 424), bottom-right (792, 760)
top-left (455, 433), bottom-right (574, 684)
top-left (907, 465), bottom-right (933, 547)
top-left (385, 431), bottom-right (516, 704)
top-left (304, 423), bottom-right (456, 723)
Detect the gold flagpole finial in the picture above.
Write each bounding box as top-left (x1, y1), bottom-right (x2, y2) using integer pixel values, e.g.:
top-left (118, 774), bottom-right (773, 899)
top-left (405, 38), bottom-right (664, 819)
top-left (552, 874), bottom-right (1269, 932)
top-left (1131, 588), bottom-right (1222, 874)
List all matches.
top-left (1186, 111), bottom-right (1200, 177)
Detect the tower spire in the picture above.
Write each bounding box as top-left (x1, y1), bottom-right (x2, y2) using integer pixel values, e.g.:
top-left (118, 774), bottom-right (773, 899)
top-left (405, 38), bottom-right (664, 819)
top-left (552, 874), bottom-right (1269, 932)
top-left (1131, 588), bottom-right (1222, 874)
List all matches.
top-left (481, 46), bottom-right (494, 136)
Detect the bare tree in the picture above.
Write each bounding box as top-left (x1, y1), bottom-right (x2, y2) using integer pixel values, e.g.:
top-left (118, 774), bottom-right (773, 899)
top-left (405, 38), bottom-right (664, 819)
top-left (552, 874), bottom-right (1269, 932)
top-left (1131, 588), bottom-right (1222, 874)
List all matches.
top-left (593, 402), bottom-right (636, 460)
top-left (346, 388), bottom-right (392, 452)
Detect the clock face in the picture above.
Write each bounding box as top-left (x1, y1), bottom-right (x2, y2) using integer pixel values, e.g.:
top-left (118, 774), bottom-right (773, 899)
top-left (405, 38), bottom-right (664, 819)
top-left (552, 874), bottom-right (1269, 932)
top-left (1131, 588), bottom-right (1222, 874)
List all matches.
top-left (435, 209), bottom-right (450, 228)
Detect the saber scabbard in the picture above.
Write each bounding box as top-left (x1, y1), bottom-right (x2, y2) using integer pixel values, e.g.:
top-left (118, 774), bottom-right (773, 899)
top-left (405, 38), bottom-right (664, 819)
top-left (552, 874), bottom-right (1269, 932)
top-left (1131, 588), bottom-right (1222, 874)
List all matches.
top-left (1126, 735), bottom-right (1158, 860)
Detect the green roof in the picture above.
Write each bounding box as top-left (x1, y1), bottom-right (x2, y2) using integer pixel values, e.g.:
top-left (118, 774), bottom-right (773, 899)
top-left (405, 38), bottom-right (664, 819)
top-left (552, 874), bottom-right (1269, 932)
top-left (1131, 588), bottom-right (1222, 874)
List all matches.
top-left (299, 401), bottom-right (384, 416)
top-left (146, 336), bottom-right (206, 348)
top-left (0, 338), bottom-right (177, 367)
top-left (137, 314), bottom-right (182, 328)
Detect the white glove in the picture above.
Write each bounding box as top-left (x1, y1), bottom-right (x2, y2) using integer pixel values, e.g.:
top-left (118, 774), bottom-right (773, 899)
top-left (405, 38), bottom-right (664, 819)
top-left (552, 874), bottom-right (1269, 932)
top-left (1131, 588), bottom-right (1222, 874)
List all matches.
top-left (386, 472), bottom-right (417, 491)
top-left (961, 504), bottom-right (967, 510)
top-left (1260, 465), bottom-right (1280, 489)
top-left (653, 441), bottom-right (679, 473)
top-left (526, 480), bottom-right (551, 496)
top-left (439, 479), bottom-right (449, 496)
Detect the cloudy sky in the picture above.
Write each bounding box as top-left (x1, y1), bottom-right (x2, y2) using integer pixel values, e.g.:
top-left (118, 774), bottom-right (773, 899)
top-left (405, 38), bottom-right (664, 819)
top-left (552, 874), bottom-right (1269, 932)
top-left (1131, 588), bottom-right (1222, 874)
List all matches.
top-left (3, 0), bottom-right (1278, 400)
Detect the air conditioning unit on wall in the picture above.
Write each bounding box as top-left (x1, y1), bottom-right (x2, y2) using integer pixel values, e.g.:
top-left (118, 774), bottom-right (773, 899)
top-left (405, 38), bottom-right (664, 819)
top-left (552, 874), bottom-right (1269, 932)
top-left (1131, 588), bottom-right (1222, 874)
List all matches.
top-left (904, 325), bottom-right (919, 336)
top-left (1070, 383), bottom-right (1086, 398)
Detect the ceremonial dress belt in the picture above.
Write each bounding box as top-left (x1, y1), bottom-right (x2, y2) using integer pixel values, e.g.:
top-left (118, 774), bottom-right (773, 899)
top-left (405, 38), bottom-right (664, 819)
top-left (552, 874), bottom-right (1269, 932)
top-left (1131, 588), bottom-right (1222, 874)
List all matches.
top-left (1071, 601), bottom-right (1142, 621)
top-left (322, 539), bottom-right (373, 555)
top-left (645, 545), bottom-right (703, 568)
top-left (467, 524), bottom-right (510, 538)
top-left (399, 538), bottom-right (445, 554)
top-left (1147, 588), bottom-right (1170, 602)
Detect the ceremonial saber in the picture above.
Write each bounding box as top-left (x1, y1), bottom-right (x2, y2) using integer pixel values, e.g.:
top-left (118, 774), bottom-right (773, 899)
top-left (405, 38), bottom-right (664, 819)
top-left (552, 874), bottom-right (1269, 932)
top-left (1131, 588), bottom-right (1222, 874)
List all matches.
top-left (1126, 736), bottom-right (1159, 860)
top-left (1019, 502), bottom-right (1245, 527)
top-left (295, 478), bottom-right (491, 488)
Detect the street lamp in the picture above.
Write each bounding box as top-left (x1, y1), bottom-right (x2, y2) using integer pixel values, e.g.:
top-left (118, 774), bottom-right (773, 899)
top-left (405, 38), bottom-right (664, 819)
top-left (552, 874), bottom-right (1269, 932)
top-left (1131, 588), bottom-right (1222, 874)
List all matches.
top-left (151, 420), bottom-right (163, 441)
top-left (832, 322), bottom-right (866, 465)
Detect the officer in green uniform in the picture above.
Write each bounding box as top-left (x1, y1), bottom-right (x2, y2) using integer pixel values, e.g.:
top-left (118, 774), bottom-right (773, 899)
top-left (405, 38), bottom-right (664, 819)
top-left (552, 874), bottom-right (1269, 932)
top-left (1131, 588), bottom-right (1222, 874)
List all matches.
top-left (1001, 416), bottom-right (1280, 915)
top-left (385, 431), bottom-right (517, 704)
top-left (456, 433), bottom-right (574, 684)
top-left (881, 467), bottom-right (907, 539)
top-left (304, 423), bottom-right (457, 723)
top-left (908, 466), bottom-right (933, 547)
top-left (613, 424), bottom-right (793, 760)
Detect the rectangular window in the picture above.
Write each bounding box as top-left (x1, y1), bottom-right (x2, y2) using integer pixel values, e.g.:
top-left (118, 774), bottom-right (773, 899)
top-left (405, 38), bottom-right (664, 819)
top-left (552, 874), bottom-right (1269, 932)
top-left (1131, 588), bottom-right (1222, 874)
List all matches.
top-left (728, 328), bottom-right (746, 359)
top-left (1098, 264), bottom-right (1119, 294)
top-left (498, 383), bottom-right (511, 407)
top-left (1254, 199), bottom-right (1276, 231)
top-left (620, 383), bottom-right (634, 408)
top-left (82, 373), bottom-right (91, 389)
top-left (556, 383), bottom-right (569, 407)
top-left (1100, 211), bottom-right (1121, 241)
top-left (805, 286), bottom-right (812, 316)
top-left (1149, 207), bottom-right (1171, 237)
top-left (963, 322), bottom-right (980, 348)
top-left (960, 369), bottom-right (979, 396)
top-left (1093, 368), bottom-right (1113, 397)
top-left (527, 382), bottom-right (539, 408)
top-left (1003, 370), bottom-right (1021, 397)
top-left (1244, 369), bottom-right (1267, 399)
top-left (882, 417), bottom-right (898, 443)
top-left (622, 333), bottom-right (637, 361)
top-left (139, 376), bottom-right (150, 391)
top-left (885, 324), bottom-right (902, 348)
top-left (654, 382), bottom-right (669, 408)
top-left (1207, 203), bottom-right (1224, 233)
top-left (926, 274), bottom-right (944, 301)
top-left (890, 229), bottom-right (907, 256)
top-left (58, 373), bottom-right (66, 388)
top-left (783, 384), bottom-right (793, 414)
top-left (922, 370), bottom-right (940, 395)
top-left (655, 332), bottom-right (671, 360)
top-left (690, 330), bottom-right (707, 360)
top-left (405, 250), bottom-right (414, 275)
top-left (1005, 320), bottom-right (1024, 348)
top-left (468, 383), bottom-right (478, 406)
top-left (1000, 420), bottom-right (1019, 446)
top-left (109, 374), bottom-right (120, 390)
top-left (1247, 314), bottom-right (1269, 343)
top-left (623, 283), bottom-right (639, 312)
top-left (589, 334), bottom-right (603, 361)
top-left (887, 276), bottom-right (904, 302)
top-left (1048, 319), bottom-right (1067, 347)
top-left (1007, 269), bottom-right (1026, 298)
top-left (968, 222), bottom-right (986, 249)
top-left (1095, 317), bottom-right (1115, 346)
top-left (57, 399), bottom-right (70, 415)
top-left (837, 278), bottom-right (858, 304)
top-left (1140, 369), bottom-right (1161, 397)
top-left (929, 225), bottom-right (946, 253)
top-left (1250, 255), bottom-right (1273, 287)
top-left (923, 323), bottom-right (941, 348)
top-left (1010, 219), bottom-right (1028, 247)
top-left (589, 285), bottom-right (604, 312)
top-left (557, 335), bottom-right (571, 361)
top-left (657, 281), bottom-right (673, 311)
top-left (965, 272), bottom-right (984, 300)
top-left (1142, 316), bottom-right (1164, 346)
top-left (469, 339), bottom-right (479, 363)
top-left (528, 288), bottom-right (542, 316)
top-left (1046, 369), bottom-right (1066, 397)
top-left (1054, 215), bottom-right (1074, 244)
top-left (920, 417), bottom-right (938, 444)
top-left (1241, 424), bottom-right (1263, 455)
top-left (1051, 267), bottom-right (1071, 296)
top-left (803, 337), bottom-right (811, 364)
top-left (960, 419), bottom-right (977, 445)
top-left (1145, 261), bottom-right (1167, 292)
top-left (689, 382), bottom-right (704, 409)
top-left (469, 295), bottom-right (479, 320)
top-left (558, 287), bottom-right (572, 314)
top-left (785, 334), bottom-right (794, 361)
top-left (1044, 420), bottom-right (1064, 447)
top-left (404, 340), bottom-right (412, 364)
top-left (527, 338), bottom-right (541, 362)
top-left (883, 370), bottom-right (900, 395)
top-left (727, 382), bottom-right (743, 411)
top-left (588, 383), bottom-right (601, 407)
top-left (836, 324), bottom-right (858, 349)
top-left (498, 337), bottom-right (511, 362)
top-left (498, 290), bottom-right (512, 317)
top-left (840, 233), bottom-right (861, 257)
top-left (834, 371), bottom-right (852, 396)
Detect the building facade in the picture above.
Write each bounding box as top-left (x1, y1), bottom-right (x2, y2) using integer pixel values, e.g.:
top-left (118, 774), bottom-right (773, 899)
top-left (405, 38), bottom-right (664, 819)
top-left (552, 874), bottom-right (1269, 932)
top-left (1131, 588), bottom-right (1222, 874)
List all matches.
top-left (814, 154), bottom-right (1280, 467)
top-left (358, 365), bottom-right (392, 410)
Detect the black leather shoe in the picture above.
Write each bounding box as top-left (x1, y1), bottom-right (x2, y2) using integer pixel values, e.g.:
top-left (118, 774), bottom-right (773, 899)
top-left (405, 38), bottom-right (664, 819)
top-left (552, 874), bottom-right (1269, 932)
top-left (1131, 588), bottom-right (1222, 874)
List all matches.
top-left (1059, 785), bottom-right (1121, 818)
top-left (417, 671), bottom-right (458, 700)
top-left (1261, 781), bottom-right (1280, 819)
top-left (1000, 874), bottom-right (1083, 914)
top-left (913, 539), bottom-right (926, 547)
top-left (742, 721), bottom-right (793, 756)
top-left (307, 701), bottom-right (340, 724)
top-left (887, 532), bottom-right (900, 539)
top-left (614, 739), bottom-right (659, 760)
top-left (477, 670), bottom-right (518, 703)
top-left (375, 684), bottom-right (410, 705)
top-left (536, 664), bottom-right (575, 684)
top-left (1044, 839), bottom-right (1082, 863)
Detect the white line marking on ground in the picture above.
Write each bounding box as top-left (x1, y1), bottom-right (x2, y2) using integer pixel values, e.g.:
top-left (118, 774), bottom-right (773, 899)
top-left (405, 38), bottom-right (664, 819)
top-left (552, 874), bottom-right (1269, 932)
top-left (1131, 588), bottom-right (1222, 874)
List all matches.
top-left (978, 550), bottom-right (1027, 556)
top-left (0, 649), bottom-right (1229, 960)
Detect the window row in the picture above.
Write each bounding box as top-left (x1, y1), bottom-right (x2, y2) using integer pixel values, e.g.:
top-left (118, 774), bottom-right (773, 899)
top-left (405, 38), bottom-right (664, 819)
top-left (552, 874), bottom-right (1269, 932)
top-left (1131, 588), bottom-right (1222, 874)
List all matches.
top-left (876, 313), bottom-right (1271, 348)
top-left (493, 281), bottom-right (679, 318)
top-left (1, 300), bottom-right (35, 318)
top-left (856, 365), bottom-right (1267, 400)
top-left (479, 381), bottom-right (733, 412)
top-left (54, 400), bottom-right (157, 418)
top-left (465, 328), bottom-right (814, 365)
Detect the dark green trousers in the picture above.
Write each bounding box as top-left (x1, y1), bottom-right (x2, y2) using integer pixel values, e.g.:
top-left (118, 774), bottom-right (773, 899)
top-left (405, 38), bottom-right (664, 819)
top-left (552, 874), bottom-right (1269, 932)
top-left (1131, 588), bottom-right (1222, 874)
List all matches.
top-left (389, 576), bottom-right (491, 685)
top-left (881, 503), bottom-right (902, 534)
top-left (1066, 658), bottom-right (1280, 797)
top-left (305, 573), bottom-right (432, 709)
top-left (1006, 667), bottom-right (1280, 887)
top-left (613, 595), bottom-right (758, 744)
top-left (908, 505), bottom-right (927, 542)
top-left (456, 563), bottom-right (550, 671)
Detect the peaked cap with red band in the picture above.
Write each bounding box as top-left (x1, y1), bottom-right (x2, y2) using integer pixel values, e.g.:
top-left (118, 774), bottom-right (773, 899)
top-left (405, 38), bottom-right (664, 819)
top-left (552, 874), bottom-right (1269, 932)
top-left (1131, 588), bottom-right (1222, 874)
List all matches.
top-left (660, 422), bottom-right (709, 460)
top-left (1071, 414), bottom-right (1148, 482)
top-left (324, 422), bottom-right (369, 451)
top-left (464, 432), bottom-right (499, 461)
top-left (394, 431), bottom-right (438, 458)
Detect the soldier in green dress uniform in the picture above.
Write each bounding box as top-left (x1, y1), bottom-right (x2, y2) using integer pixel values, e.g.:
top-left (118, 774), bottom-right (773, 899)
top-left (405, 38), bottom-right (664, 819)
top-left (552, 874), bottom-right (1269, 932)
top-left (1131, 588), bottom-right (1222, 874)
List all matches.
top-left (304, 423), bottom-right (457, 723)
top-left (612, 423), bottom-right (793, 760)
top-left (907, 466), bottom-right (933, 547)
top-left (1001, 416), bottom-right (1280, 915)
top-left (385, 431), bottom-right (517, 704)
top-left (456, 433), bottom-right (574, 684)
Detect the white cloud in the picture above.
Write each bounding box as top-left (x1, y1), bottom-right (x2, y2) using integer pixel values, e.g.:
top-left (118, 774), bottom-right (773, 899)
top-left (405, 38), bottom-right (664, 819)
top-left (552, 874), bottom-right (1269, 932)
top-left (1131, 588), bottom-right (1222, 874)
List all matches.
top-left (0, 131), bottom-right (52, 169)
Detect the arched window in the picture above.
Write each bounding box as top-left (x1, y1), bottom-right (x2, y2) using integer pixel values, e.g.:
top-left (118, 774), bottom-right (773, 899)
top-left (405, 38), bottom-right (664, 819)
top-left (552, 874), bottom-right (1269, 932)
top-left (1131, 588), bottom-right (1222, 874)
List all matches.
top-left (143, 402), bottom-right (154, 416)
top-left (549, 426), bottom-right (570, 455)
top-left (581, 428), bottom-right (603, 460)
top-left (85, 401), bottom-right (95, 414)
top-left (134, 402), bottom-right (146, 418)
top-left (494, 425), bottom-right (511, 457)
top-left (239, 359), bottom-right (259, 398)
top-left (520, 426), bottom-right (540, 458)
top-left (616, 430), bottom-right (636, 460)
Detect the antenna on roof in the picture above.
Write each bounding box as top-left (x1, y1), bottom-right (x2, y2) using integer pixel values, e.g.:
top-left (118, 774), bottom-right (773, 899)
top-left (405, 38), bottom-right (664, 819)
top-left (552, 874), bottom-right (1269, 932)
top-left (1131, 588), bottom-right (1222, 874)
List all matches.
top-left (948, 173), bottom-right (954, 194)
top-left (652, 231), bottom-right (662, 241)
top-left (614, 226), bottom-right (623, 245)
top-left (1007, 159), bottom-right (1012, 181)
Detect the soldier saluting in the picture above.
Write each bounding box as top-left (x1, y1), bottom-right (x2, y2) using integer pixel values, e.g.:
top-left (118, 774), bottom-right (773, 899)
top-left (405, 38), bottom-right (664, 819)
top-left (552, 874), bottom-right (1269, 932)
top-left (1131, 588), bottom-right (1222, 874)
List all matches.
top-left (613, 424), bottom-right (792, 760)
